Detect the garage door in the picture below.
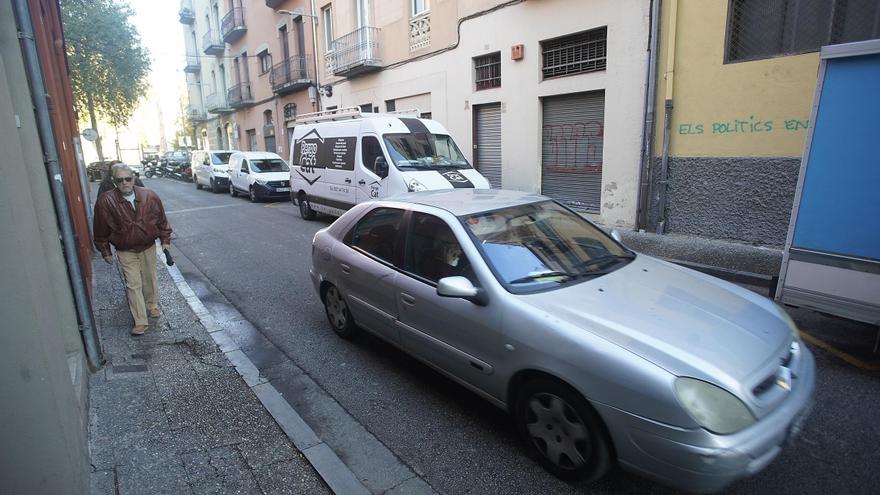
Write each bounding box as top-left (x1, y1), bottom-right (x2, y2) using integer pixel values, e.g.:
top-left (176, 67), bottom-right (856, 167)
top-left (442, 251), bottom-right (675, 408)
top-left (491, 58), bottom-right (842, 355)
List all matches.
top-left (541, 91), bottom-right (605, 212)
top-left (474, 103), bottom-right (502, 188)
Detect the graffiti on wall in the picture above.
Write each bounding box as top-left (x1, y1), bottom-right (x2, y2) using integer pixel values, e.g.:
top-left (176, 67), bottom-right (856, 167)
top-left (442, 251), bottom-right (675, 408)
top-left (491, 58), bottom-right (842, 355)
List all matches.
top-left (542, 121), bottom-right (604, 172)
top-left (678, 116), bottom-right (809, 136)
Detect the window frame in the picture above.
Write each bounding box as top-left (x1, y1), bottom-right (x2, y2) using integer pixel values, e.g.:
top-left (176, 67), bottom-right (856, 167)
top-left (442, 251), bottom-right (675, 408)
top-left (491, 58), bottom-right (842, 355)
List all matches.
top-left (411, 0), bottom-right (428, 17)
top-left (402, 211), bottom-right (476, 287)
top-left (322, 5), bottom-right (334, 50)
top-left (344, 207), bottom-right (406, 266)
top-left (257, 50), bottom-right (272, 75)
top-left (540, 26), bottom-right (608, 80)
top-left (473, 51), bottom-right (501, 91)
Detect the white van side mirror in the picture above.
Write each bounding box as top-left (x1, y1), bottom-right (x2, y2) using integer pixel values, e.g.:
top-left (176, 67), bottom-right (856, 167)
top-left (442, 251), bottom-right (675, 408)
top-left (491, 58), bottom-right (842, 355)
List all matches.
top-left (374, 156), bottom-right (389, 178)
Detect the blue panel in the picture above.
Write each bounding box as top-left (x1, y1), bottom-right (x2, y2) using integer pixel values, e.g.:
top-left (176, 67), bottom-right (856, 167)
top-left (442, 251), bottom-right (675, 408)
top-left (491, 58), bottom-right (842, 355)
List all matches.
top-left (792, 53), bottom-right (880, 260)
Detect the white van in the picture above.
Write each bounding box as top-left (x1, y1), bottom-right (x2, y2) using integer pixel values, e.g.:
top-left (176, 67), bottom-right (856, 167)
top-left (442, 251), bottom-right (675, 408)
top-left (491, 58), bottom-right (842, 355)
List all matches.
top-left (192, 150), bottom-right (234, 193)
top-left (289, 107), bottom-right (490, 220)
top-left (227, 151), bottom-right (291, 202)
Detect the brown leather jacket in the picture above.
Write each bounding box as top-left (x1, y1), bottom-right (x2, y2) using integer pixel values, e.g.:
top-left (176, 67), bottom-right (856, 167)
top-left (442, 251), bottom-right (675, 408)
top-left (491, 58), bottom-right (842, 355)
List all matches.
top-left (93, 186), bottom-right (172, 257)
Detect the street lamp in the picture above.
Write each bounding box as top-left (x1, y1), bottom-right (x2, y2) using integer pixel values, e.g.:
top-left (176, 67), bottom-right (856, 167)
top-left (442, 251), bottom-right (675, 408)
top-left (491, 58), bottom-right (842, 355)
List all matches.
top-left (277, 6), bottom-right (322, 111)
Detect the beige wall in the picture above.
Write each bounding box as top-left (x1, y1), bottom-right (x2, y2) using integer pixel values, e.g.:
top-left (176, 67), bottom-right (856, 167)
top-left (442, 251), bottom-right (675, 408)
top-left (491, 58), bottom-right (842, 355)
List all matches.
top-left (655, 0), bottom-right (818, 158)
top-left (321, 0), bottom-right (651, 228)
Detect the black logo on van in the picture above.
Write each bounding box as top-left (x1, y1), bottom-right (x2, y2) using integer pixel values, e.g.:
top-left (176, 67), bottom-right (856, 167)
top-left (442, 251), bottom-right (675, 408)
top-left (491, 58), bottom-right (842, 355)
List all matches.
top-left (440, 171), bottom-right (474, 188)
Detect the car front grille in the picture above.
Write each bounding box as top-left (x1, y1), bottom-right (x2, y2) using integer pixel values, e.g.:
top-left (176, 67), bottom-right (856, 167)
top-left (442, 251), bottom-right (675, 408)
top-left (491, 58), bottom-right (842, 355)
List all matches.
top-left (268, 180), bottom-right (289, 187)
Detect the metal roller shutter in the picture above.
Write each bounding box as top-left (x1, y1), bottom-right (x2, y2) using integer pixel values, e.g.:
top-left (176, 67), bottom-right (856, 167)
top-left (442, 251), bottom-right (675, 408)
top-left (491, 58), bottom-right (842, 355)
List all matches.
top-left (474, 103), bottom-right (502, 188)
top-left (541, 91), bottom-right (605, 212)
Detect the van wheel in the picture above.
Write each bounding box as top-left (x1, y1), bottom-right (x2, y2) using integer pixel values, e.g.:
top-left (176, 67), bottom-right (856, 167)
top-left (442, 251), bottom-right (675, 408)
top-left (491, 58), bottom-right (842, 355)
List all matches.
top-left (249, 187), bottom-right (259, 203)
top-left (515, 378), bottom-right (613, 483)
top-left (210, 179), bottom-right (219, 193)
top-left (229, 183), bottom-right (238, 197)
top-left (195, 175), bottom-right (202, 189)
top-left (298, 193), bottom-right (317, 220)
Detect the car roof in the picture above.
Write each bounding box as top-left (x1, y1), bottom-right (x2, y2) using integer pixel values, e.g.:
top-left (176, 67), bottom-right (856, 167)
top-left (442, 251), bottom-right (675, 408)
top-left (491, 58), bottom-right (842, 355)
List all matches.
top-left (384, 189), bottom-right (549, 216)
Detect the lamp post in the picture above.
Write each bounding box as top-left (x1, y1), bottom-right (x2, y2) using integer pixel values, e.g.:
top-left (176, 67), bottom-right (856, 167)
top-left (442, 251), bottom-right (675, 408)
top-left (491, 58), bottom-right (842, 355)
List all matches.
top-left (277, 6), bottom-right (322, 111)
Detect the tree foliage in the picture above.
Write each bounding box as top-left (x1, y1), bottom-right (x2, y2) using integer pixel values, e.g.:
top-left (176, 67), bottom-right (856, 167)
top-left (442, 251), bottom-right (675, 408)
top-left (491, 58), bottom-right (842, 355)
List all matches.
top-left (61, 0), bottom-right (151, 128)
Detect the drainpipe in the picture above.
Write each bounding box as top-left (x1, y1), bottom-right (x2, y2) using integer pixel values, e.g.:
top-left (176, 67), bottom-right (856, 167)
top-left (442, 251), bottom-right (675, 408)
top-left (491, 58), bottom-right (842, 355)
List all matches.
top-left (656, 0), bottom-right (678, 234)
top-left (13, 0), bottom-right (105, 370)
top-left (636, 0), bottom-right (661, 230)
top-left (310, 0), bottom-right (322, 111)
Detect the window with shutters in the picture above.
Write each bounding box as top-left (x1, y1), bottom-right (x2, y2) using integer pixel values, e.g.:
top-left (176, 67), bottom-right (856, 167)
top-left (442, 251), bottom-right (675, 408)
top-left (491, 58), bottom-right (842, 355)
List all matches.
top-left (541, 27), bottom-right (607, 79)
top-left (474, 52), bottom-right (501, 90)
top-left (726, 0), bottom-right (880, 63)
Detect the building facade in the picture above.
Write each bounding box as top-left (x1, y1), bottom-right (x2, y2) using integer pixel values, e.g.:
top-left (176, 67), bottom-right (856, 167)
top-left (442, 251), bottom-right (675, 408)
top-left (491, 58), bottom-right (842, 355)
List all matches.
top-left (647, 0), bottom-right (880, 245)
top-left (180, 0), bottom-right (318, 157)
top-left (315, 0), bottom-right (652, 228)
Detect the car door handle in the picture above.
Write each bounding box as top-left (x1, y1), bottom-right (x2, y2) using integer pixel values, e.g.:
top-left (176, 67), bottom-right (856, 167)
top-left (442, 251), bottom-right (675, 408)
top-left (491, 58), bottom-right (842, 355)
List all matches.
top-left (344, 178), bottom-right (352, 184)
top-left (358, 179), bottom-right (366, 185)
top-left (400, 293), bottom-right (416, 306)
top-left (340, 263), bottom-right (351, 274)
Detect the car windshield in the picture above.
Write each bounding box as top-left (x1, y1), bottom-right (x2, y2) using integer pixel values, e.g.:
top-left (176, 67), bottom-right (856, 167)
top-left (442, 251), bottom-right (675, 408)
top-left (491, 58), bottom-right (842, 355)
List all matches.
top-left (462, 201), bottom-right (633, 292)
top-left (211, 152), bottom-right (233, 165)
top-left (250, 159), bottom-right (289, 172)
top-left (383, 133), bottom-right (471, 169)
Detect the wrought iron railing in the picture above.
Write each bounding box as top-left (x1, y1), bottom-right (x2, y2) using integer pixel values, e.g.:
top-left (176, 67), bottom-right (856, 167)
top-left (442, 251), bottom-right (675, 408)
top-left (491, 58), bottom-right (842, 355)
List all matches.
top-left (227, 82), bottom-right (253, 107)
top-left (221, 7), bottom-right (246, 41)
top-left (187, 106), bottom-right (206, 121)
top-left (202, 30), bottom-right (223, 54)
top-left (326, 26), bottom-right (382, 75)
top-left (205, 92), bottom-right (230, 113)
top-left (270, 55), bottom-right (314, 93)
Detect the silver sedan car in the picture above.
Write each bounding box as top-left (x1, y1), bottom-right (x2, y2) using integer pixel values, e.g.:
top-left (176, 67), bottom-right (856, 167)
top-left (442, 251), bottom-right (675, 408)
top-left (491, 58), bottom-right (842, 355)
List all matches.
top-left (309, 189), bottom-right (815, 493)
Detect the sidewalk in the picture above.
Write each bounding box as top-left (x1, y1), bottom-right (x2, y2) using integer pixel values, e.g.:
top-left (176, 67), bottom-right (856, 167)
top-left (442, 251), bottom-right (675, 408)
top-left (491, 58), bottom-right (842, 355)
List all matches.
top-left (88, 251), bottom-right (329, 495)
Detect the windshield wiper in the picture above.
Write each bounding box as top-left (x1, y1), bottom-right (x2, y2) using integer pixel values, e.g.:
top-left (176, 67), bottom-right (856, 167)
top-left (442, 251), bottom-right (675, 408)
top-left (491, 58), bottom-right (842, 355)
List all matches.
top-left (574, 254), bottom-right (636, 272)
top-left (509, 270), bottom-right (576, 284)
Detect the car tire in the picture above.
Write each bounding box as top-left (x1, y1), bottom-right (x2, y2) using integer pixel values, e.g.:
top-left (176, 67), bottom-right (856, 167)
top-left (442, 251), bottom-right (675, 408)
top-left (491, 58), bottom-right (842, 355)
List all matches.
top-left (195, 175), bottom-right (202, 189)
top-left (229, 183), bottom-right (238, 197)
top-left (323, 285), bottom-right (358, 339)
top-left (210, 178), bottom-right (219, 193)
top-left (298, 193), bottom-right (317, 220)
top-left (249, 187), bottom-right (259, 203)
top-left (515, 378), bottom-right (613, 483)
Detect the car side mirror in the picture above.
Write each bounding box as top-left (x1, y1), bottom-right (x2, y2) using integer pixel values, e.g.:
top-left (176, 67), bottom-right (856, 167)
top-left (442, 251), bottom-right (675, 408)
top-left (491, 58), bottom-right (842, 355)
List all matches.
top-left (437, 276), bottom-right (488, 306)
top-left (610, 229), bottom-right (623, 243)
top-left (374, 156), bottom-right (389, 178)
top-left (203, 158), bottom-right (210, 165)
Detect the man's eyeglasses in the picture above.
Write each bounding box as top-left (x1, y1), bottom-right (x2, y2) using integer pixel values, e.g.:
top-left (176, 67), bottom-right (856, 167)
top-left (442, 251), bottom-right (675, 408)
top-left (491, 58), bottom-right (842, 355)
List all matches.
top-left (114, 177), bottom-right (134, 184)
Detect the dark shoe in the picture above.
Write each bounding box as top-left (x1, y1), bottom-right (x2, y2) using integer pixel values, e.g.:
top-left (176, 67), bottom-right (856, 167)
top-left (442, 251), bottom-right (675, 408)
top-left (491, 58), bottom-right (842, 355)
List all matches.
top-left (131, 325), bottom-right (148, 336)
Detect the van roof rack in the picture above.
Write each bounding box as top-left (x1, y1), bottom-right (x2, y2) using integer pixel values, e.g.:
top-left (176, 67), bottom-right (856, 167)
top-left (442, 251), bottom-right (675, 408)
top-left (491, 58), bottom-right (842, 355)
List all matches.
top-left (294, 107), bottom-right (423, 124)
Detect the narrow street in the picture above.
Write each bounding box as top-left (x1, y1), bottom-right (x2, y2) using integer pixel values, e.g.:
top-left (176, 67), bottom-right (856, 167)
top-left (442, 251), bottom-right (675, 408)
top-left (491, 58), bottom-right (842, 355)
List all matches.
top-left (145, 176), bottom-right (880, 494)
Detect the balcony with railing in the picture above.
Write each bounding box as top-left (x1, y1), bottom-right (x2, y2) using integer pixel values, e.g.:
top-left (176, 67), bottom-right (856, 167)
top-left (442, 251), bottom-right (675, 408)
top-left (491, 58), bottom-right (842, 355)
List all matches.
top-left (202, 30), bottom-right (224, 56)
top-left (325, 26), bottom-right (382, 78)
top-left (184, 54), bottom-right (201, 73)
top-left (409, 12), bottom-right (430, 52)
top-left (205, 92), bottom-right (233, 114)
top-left (179, 1), bottom-right (194, 24)
top-left (221, 7), bottom-right (246, 43)
top-left (227, 82), bottom-right (254, 108)
top-left (270, 55), bottom-right (314, 95)
top-left (187, 105), bottom-right (207, 122)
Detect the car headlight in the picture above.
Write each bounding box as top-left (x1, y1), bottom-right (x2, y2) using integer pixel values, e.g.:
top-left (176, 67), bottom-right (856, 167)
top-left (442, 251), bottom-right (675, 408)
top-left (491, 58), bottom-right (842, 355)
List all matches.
top-left (674, 377), bottom-right (755, 434)
top-left (255, 178), bottom-right (267, 185)
top-left (407, 178), bottom-right (427, 192)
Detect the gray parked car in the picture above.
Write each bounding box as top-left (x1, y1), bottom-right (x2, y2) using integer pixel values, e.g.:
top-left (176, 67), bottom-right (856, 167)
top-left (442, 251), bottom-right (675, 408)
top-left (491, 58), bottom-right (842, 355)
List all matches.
top-left (309, 189), bottom-right (815, 493)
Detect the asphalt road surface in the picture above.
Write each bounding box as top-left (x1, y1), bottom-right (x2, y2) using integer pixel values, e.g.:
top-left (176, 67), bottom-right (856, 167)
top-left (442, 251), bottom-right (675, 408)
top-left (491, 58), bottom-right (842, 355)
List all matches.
top-left (134, 177), bottom-right (880, 494)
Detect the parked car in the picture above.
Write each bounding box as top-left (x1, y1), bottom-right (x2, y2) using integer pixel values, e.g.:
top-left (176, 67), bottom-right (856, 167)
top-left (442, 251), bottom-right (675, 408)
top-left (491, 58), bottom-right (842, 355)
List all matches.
top-left (228, 151), bottom-right (291, 202)
top-left (86, 160), bottom-right (114, 182)
top-left (309, 189), bottom-right (815, 493)
top-left (161, 150), bottom-right (192, 181)
top-left (192, 150), bottom-right (233, 193)
top-left (289, 108), bottom-right (490, 220)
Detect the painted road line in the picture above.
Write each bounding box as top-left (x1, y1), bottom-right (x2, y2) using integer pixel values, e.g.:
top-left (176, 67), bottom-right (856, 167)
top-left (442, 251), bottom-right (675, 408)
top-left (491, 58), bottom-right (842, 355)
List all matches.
top-left (166, 204), bottom-right (237, 215)
top-left (163, 257), bottom-right (371, 495)
top-left (263, 202), bottom-right (294, 208)
top-left (799, 331), bottom-right (880, 372)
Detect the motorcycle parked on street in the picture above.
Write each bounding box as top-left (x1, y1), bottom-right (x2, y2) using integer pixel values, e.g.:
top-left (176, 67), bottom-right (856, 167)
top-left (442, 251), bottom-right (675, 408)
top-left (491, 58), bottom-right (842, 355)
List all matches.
top-left (143, 163), bottom-right (164, 178)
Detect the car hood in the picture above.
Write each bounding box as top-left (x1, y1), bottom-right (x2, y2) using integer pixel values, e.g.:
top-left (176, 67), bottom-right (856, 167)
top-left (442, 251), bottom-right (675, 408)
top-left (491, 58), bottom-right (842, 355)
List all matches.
top-left (253, 171), bottom-right (289, 181)
top-left (518, 255), bottom-right (792, 385)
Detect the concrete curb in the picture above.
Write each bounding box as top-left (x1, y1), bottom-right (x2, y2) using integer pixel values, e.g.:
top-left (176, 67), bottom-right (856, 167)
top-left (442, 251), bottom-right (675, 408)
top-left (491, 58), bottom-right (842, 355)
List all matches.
top-left (163, 259), bottom-right (371, 495)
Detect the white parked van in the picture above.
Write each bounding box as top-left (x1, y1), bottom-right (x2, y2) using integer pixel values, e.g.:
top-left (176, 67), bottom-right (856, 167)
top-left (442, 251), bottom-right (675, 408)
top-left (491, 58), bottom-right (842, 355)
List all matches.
top-left (227, 151), bottom-right (291, 202)
top-left (192, 150), bottom-right (234, 193)
top-left (289, 107), bottom-right (490, 219)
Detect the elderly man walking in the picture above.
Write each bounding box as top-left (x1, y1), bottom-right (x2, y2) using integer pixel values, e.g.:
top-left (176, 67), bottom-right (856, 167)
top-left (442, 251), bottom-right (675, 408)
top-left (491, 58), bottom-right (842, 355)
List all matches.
top-left (93, 163), bottom-right (172, 335)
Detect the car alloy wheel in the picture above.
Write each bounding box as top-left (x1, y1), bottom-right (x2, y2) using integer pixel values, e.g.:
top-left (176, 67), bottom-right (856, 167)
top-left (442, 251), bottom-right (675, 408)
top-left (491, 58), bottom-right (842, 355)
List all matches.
top-left (323, 285), bottom-right (357, 338)
top-left (515, 379), bottom-right (612, 482)
top-left (249, 187), bottom-right (258, 203)
top-left (298, 193), bottom-right (317, 220)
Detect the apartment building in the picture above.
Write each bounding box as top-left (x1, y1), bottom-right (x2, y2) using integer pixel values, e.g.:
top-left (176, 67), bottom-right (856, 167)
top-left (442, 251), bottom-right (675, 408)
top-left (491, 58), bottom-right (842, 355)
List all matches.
top-left (647, 0), bottom-right (880, 245)
top-left (315, 0), bottom-right (652, 228)
top-left (180, 0), bottom-right (318, 157)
